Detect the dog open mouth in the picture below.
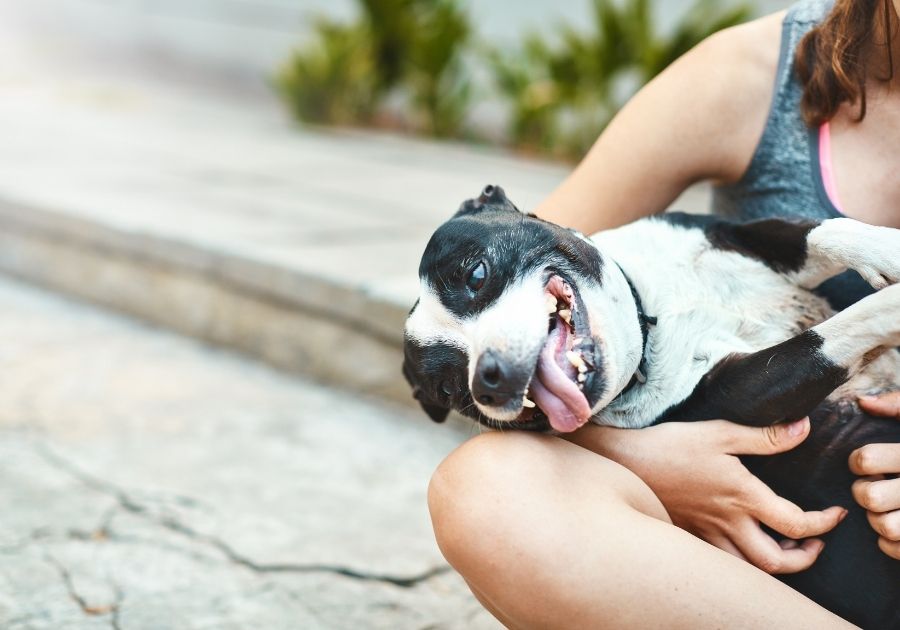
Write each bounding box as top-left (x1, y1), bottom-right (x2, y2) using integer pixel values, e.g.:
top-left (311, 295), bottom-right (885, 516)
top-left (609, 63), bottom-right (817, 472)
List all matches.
top-left (522, 274), bottom-right (597, 433)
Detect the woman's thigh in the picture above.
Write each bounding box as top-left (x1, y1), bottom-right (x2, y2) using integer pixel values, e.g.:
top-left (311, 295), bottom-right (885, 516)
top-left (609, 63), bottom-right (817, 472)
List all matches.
top-left (428, 431), bottom-right (850, 630)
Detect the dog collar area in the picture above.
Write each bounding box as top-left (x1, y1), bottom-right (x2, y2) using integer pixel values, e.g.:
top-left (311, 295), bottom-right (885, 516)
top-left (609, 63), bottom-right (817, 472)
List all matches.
top-left (615, 262), bottom-right (657, 397)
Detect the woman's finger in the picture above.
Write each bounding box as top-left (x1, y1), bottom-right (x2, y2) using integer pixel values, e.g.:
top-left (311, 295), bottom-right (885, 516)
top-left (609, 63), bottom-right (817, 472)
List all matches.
top-left (866, 510), bottom-right (900, 541)
top-left (878, 536), bottom-right (900, 560)
top-left (858, 393), bottom-right (900, 418)
top-left (744, 476), bottom-right (847, 539)
top-left (712, 417), bottom-right (810, 456)
top-left (733, 521), bottom-right (826, 574)
top-left (852, 476), bottom-right (900, 513)
top-left (849, 442), bottom-right (900, 476)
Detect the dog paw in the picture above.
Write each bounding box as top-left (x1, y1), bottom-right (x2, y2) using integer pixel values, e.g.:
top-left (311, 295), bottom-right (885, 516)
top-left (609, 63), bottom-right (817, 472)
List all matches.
top-left (841, 223), bottom-right (900, 290)
top-left (858, 266), bottom-right (896, 290)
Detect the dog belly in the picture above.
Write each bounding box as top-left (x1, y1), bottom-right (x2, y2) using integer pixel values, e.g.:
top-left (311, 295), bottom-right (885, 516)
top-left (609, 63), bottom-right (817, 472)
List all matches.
top-left (742, 400), bottom-right (900, 629)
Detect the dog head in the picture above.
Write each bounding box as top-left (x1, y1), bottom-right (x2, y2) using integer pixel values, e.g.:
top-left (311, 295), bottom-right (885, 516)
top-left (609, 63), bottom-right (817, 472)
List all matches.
top-left (403, 185), bottom-right (643, 432)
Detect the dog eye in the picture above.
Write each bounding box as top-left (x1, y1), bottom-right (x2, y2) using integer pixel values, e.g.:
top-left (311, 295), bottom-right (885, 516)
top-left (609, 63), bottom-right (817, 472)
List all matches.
top-left (467, 262), bottom-right (487, 292)
top-left (441, 381), bottom-right (456, 397)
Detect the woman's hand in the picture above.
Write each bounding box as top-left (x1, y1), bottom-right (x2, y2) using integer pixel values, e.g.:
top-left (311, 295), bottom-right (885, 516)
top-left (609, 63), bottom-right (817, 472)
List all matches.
top-left (853, 393), bottom-right (900, 560)
top-left (569, 418), bottom-right (847, 574)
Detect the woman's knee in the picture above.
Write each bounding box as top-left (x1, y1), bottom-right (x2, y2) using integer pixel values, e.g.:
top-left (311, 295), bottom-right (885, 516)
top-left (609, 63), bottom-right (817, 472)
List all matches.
top-left (428, 431), bottom-right (549, 563)
top-left (427, 430), bottom-right (651, 570)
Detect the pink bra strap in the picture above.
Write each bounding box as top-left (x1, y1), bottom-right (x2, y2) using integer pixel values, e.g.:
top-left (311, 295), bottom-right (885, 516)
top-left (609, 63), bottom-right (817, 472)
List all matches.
top-left (819, 122), bottom-right (844, 212)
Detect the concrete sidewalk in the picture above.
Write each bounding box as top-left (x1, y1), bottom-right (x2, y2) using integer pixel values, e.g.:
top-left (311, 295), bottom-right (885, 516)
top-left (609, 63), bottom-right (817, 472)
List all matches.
top-left (0, 275), bottom-right (495, 629)
top-left (0, 12), bottom-right (709, 407)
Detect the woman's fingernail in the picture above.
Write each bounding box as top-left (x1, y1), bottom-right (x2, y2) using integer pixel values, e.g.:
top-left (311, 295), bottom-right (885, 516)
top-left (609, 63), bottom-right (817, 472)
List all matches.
top-left (859, 395), bottom-right (876, 403)
top-left (838, 508), bottom-right (849, 522)
top-left (787, 418), bottom-right (808, 437)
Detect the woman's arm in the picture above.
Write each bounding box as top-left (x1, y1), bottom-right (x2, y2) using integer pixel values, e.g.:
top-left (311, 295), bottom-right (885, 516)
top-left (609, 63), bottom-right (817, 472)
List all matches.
top-left (853, 393), bottom-right (900, 560)
top-left (534, 11), bottom-right (853, 574)
top-left (535, 12), bottom-right (785, 233)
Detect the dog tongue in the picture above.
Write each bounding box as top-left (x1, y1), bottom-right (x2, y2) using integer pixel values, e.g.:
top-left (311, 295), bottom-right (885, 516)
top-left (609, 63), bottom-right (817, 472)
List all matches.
top-left (531, 326), bottom-right (592, 433)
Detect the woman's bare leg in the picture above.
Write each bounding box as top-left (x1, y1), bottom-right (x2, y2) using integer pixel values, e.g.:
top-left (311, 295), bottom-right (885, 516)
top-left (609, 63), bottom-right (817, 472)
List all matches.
top-left (428, 431), bottom-right (852, 629)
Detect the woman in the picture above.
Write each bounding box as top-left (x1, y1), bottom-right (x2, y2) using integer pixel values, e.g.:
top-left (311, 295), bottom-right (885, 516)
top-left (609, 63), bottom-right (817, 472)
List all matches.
top-left (428, 0), bottom-right (900, 626)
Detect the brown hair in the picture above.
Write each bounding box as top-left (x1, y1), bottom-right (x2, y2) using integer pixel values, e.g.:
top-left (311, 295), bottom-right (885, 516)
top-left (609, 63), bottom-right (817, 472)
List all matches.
top-left (796, 0), bottom-right (896, 125)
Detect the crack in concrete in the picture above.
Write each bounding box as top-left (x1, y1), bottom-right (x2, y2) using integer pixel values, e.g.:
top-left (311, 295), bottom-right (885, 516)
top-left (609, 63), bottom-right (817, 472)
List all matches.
top-left (43, 552), bottom-right (123, 628)
top-left (36, 444), bottom-right (452, 589)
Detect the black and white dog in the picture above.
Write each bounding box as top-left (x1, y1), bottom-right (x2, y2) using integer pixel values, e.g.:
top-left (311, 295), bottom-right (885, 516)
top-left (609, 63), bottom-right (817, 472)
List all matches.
top-left (403, 185), bottom-right (900, 628)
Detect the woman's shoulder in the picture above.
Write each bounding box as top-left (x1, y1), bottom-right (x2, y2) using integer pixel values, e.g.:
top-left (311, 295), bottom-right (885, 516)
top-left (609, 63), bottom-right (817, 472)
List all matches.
top-left (701, 10), bottom-right (786, 73)
top-left (664, 10), bottom-right (789, 182)
top-left (690, 10), bottom-right (786, 114)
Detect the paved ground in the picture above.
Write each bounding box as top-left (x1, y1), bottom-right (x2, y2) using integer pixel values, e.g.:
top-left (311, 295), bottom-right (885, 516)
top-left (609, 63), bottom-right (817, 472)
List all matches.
top-left (0, 276), bottom-right (497, 629)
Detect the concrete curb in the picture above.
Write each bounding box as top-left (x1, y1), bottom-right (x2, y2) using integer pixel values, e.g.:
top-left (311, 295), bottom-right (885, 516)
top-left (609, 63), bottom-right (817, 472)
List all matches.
top-left (0, 198), bottom-right (413, 405)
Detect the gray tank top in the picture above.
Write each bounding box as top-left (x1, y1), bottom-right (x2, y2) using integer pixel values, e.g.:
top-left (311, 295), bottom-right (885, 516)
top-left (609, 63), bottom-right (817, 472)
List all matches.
top-left (711, 0), bottom-right (869, 309)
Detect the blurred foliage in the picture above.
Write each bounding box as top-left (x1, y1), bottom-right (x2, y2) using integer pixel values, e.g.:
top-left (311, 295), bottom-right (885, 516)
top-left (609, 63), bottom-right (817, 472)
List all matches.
top-left (277, 0), bottom-right (751, 159)
top-left (406, 0), bottom-right (472, 137)
top-left (358, 0), bottom-right (417, 92)
top-left (274, 18), bottom-right (376, 125)
top-left (277, 0), bottom-right (470, 135)
top-left (485, 35), bottom-right (561, 153)
top-left (487, 0), bottom-right (753, 159)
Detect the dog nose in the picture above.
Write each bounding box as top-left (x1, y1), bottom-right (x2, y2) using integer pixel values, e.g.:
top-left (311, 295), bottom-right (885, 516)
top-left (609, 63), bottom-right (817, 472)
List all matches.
top-left (478, 184), bottom-right (506, 205)
top-left (472, 350), bottom-right (516, 406)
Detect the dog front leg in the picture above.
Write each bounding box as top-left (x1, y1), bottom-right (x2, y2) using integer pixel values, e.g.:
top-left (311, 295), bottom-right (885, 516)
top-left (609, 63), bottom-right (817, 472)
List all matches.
top-left (794, 218), bottom-right (900, 289)
top-left (664, 284), bottom-right (900, 427)
top-left (699, 215), bottom-right (900, 289)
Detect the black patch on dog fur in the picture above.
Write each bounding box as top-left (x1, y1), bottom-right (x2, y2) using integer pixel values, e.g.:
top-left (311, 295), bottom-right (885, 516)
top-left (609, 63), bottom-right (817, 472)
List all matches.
top-left (660, 212), bottom-right (818, 273)
top-left (661, 329), bottom-right (848, 425)
top-left (402, 340), bottom-right (467, 423)
top-left (418, 187), bottom-right (603, 319)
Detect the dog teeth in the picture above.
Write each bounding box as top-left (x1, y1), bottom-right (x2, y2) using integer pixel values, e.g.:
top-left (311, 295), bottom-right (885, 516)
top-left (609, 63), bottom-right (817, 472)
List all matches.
top-left (558, 309), bottom-right (572, 324)
top-left (522, 397), bottom-right (536, 408)
top-left (545, 294), bottom-right (558, 314)
top-left (577, 373), bottom-right (586, 383)
top-left (565, 350), bottom-right (586, 371)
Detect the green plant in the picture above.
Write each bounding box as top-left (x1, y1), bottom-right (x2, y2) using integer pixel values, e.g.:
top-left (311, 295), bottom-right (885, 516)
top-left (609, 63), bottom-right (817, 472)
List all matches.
top-left (274, 18), bottom-right (376, 125)
top-left (357, 0), bottom-right (418, 93)
top-left (406, 0), bottom-right (472, 137)
top-left (485, 35), bottom-right (561, 152)
top-left (486, 0), bottom-right (752, 160)
top-left (277, 0), bottom-right (472, 136)
top-left (277, 0), bottom-right (752, 156)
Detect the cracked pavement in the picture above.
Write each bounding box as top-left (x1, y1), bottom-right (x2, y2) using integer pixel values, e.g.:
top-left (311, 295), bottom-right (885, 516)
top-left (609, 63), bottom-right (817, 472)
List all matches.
top-left (0, 276), bottom-right (498, 629)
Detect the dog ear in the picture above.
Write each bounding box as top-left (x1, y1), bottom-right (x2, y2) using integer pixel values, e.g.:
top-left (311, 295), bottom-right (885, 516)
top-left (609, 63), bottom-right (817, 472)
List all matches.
top-left (454, 184), bottom-right (520, 218)
top-left (418, 399), bottom-right (450, 423)
top-left (402, 357), bottom-right (450, 423)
